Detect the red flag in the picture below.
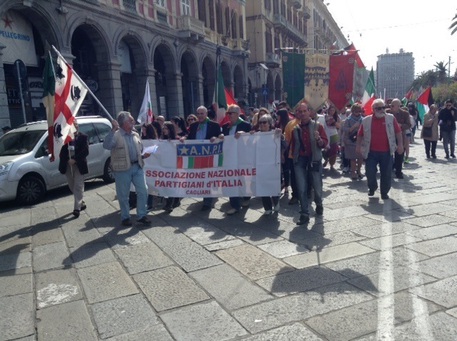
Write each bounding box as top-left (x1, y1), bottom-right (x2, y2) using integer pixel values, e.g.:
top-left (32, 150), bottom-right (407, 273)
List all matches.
top-left (417, 87), bottom-right (434, 106)
top-left (363, 96), bottom-right (376, 115)
top-left (224, 88), bottom-right (236, 106)
top-left (218, 88), bottom-right (237, 126)
top-left (404, 88), bottom-right (414, 100)
top-left (329, 54), bottom-right (355, 111)
top-left (50, 54), bottom-right (88, 161)
top-left (344, 43), bottom-right (364, 68)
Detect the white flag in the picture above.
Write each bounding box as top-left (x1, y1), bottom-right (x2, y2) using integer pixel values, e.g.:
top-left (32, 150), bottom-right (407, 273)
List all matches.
top-left (50, 54), bottom-right (88, 160)
top-left (137, 79), bottom-right (154, 124)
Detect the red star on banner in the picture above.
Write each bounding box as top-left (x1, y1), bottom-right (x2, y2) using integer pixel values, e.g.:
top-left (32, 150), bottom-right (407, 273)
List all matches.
top-left (2, 15), bottom-right (13, 29)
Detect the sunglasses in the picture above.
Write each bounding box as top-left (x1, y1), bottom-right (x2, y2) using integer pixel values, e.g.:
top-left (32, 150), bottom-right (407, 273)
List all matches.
top-left (374, 106), bottom-right (386, 111)
top-left (259, 121), bottom-right (269, 124)
top-left (227, 112), bottom-right (238, 115)
top-left (187, 118), bottom-right (196, 121)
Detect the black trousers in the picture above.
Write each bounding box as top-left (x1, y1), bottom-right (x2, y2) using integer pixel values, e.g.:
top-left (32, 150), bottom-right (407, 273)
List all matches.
top-left (394, 151), bottom-right (404, 175)
top-left (424, 140), bottom-right (437, 157)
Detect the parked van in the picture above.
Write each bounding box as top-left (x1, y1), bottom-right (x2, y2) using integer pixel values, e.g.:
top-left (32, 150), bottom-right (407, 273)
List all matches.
top-left (0, 116), bottom-right (114, 205)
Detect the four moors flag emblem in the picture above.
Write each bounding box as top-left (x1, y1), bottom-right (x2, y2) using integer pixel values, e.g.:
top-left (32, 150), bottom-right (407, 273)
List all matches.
top-left (42, 48), bottom-right (89, 161)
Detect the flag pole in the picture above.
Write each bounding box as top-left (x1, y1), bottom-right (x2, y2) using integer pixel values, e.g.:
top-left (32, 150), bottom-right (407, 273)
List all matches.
top-left (52, 45), bottom-right (114, 122)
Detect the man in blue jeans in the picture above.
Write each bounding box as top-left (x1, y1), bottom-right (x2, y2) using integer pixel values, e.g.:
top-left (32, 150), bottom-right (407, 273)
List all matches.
top-left (103, 111), bottom-right (151, 226)
top-left (438, 99), bottom-right (456, 159)
top-left (289, 101), bottom-right (328, 225)
top-left (356, 99), bottom-right (403, 200)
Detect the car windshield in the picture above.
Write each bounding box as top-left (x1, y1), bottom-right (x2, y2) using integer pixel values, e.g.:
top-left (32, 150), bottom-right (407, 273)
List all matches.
top-left (0, 130), bottom-right (45, 156)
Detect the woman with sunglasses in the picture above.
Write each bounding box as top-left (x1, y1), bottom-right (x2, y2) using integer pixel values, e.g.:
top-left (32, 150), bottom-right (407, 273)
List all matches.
top-left (251, 114), bottom-right (282, 215)
top-left (186, 114), bottom-right (198, 132)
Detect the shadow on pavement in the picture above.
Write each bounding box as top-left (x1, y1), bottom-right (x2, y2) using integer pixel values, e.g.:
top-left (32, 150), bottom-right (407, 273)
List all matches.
top-left (269, 266), bottom-right (378, 296)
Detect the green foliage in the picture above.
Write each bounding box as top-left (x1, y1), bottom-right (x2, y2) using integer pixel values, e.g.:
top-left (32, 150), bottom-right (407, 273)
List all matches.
top-left (432, 82), bottom-right (457, 104)
top-left (451, 13), bottom-right (457, 35)
top-left (411, 70), bottom-right (438, 89)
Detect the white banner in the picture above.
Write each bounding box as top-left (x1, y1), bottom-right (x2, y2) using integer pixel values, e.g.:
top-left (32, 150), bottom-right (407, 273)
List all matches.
top-left (144, 132), bottom-right (281, 197)
top-left (0, 11), bottom-right (37, 66)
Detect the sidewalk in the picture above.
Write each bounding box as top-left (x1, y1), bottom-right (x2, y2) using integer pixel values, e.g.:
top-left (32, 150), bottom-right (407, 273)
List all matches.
top-left (1, 138), bottom-right (457, 340)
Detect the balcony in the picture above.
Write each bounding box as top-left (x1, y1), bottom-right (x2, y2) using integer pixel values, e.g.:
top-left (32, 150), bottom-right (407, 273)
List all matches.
top-left (266, 52), bottom-right (281, 68)
top-left (273, 14), bottom-right (306, 45)
top-left (177, 16), bottom-right (205, 43)
top-left (303, 5), bottom-right (311, 19)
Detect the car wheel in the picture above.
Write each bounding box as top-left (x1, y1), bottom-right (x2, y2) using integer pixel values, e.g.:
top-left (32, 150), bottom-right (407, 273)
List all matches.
top-left (103, 158), bottom-right (115, 183)
top-left (17, 175), bottom-right (46, 205)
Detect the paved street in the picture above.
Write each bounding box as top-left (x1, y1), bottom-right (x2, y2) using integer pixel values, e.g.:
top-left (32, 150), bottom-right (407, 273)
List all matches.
top-left (2, 138), bottom-right (457, 341)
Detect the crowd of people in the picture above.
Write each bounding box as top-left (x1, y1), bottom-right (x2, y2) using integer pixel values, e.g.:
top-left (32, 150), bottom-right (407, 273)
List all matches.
top-left (60, 97), bottom-right (454, 227)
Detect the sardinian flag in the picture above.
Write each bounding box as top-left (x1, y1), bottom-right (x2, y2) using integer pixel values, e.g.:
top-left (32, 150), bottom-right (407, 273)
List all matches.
top-left (50, 54), bottom-right (88, 161)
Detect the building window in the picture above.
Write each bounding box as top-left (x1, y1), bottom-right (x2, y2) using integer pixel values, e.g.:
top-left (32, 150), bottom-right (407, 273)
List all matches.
top-left (209, 0), bottom-right (215, 30)
top-left (231, 11), bottom-right (237, 39)
top-left (265, 30), bottom-right (272, 53)
top-left (225, 7), bottom-right (230, 36)
top-left (157, 11), bottom-right (167, 24)
top-left (273, 0), bottom-right (279, 14)
top-left (216, 3), bottom-right (223, 34)
top-left (239, 15), bottom-right (244, 39)
top-left (123, 0), bottom-right (137, 13)
top-left (265, 0), bottom-right (271, 11)
top-left (155, 0), bottom-right (165, 8)
top-left (181, 0), bottom-right (190, 15)
top-left (198, 0), bottom-right (207, 26)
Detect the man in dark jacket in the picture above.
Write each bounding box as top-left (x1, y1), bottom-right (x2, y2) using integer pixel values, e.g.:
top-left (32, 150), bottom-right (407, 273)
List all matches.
top-left (221, 104), bottom-right (252, 215)
top-left (182, 105), bottom-right (222, 211)
top-left (388, 98), bottom-right (411, 179)
top-left (59, 120), bottom-right (89, 217)
top-left (438, 99), bottom-right (456, 159)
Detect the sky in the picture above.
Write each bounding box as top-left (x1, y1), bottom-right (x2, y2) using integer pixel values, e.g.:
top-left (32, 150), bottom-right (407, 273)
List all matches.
top-left (327, 0), bottom-right (457, 77)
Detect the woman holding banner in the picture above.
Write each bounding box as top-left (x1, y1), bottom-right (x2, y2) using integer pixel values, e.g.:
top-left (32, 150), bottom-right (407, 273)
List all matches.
top-left (252, 114), bottom-right (282, 215)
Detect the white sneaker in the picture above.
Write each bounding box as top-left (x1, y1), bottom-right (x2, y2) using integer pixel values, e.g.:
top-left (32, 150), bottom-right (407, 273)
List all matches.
top-left (263, 210), bottom-right (273, 215)
top-left (273, 203), bottom-right (280, 212)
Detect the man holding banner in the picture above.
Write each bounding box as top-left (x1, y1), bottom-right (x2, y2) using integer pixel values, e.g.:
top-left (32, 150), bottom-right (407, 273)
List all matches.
top-left (182, 105), bottom-right (222, 211)
top-left (221, 104), bottom-right (252, 215)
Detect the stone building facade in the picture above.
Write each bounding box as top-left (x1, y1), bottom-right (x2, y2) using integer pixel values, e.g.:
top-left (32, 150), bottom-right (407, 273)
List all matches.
top-left (376, 49), bottom-right (415, 100)
top-left (0, 0), bottom-right (350, 129)
top-left (0, 0), bottom-right (249, 128)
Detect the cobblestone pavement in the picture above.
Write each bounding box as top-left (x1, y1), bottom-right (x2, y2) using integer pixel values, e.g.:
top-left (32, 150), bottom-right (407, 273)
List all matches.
top-left (2, 138), bottom-right (457, 340)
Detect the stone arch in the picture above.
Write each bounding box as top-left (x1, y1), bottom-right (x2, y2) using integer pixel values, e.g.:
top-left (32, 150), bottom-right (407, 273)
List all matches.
top-left (202, 56), bottom-right (216, 108)
top-left (152, 42), bottom-right (178, 118)
top-left (66, 16), bottom-right (112, 63)
top-left (274, 73), bottom-right (282, 102)
top-left (70, 23), bottom-right (113, 115)
top-left (0, 2), bottom-right (62, 126)
top-left (233, 64), bottom-right (244, 99)
top-left (114, 32), bottom-right (149, 116)
top-left (266, 72), bottom-right (274, 104)
top-left (220, 59), bottom-right (231, 90)
top-left (180, 49), bottom-right (200, 115)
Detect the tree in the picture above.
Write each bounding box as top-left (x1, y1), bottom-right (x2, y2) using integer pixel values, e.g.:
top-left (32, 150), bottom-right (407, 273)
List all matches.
top-left (411, 70), bottom-right (438, 90)
top-left (433, 61), bottom-right (448, 83)
top-left (450, 13), bottom-right (457, 35)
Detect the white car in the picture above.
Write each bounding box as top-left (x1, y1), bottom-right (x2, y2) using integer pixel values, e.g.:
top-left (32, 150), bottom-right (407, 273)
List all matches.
top-left (0, 116), bottom-right (114, 205)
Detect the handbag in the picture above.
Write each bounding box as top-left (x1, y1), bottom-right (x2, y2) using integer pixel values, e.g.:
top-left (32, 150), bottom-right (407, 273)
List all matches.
top-left (349, 131), bottom-right (358, 142)
top-left (422, 126), bottom-right (432, 138)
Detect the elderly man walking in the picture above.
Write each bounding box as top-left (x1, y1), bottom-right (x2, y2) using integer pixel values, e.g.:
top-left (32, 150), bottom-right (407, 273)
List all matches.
top-left (103, 111), bottom-right (151, 226)
top-left (356, 99), bottom-right (403, 200)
